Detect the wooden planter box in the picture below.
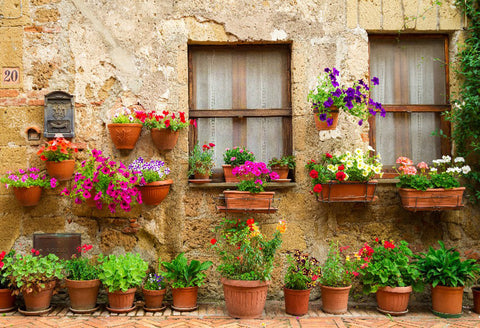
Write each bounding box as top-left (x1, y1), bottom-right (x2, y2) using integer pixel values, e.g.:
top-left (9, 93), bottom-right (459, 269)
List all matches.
top-left (398, 187), bottom-right (465, 211)
top-left (317, 181), bottom-right (378, 203)
top-left (220, 190), bottom-right (277, 213)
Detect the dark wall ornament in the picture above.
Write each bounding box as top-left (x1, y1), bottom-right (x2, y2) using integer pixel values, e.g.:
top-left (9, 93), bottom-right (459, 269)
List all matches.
top-left (44, 91), bottom-right (75, 138)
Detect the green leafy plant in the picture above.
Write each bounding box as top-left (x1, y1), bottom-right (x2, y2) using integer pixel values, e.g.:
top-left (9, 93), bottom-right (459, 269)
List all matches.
top-left (319, 241), bottom-right (361, 288)
top-left (143, 272), bottom-right (166, 290)
top-left (3, 249), bottom-right (64, 294)
top-left (268, 155), bottom-right (296, 170)
top-left (211, 217), bottom-right (286, 281)
top-left (160, 253), bottom-right (212, 288)
top-left (358, 239), bottom-right (422, 294)
top-left (64, 244), bottom-right (98, 281)
top-left (284, 250), bottom-right (321, 290)
top-left (111, 106), bottom-right (145, 124)
top-left (188, 143), bottom-right (216, 176)
top-left (97, 253), bottom-right (148, 292)
top-left (415, 241), bottom-right (480, 288)
top-left (0, 250), bottom-right (15, 289)
top-left (223, 147), bottom-right (255, 167)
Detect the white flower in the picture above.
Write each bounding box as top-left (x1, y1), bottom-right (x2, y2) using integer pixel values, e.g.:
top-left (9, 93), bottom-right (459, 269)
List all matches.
top-left (345, 151), bottom-right (352, 157)
top-left (357, 162), bottom-right (365, 170)
top-left (128, 115), bottom-right (134, 121)
top-left (327, 164), bottom-right (336, 173)
top-left (346, 160), bottom-right (353, 168)
top-left (368, 145), bottom-right (375, 152)
top-left (343, 173), bottom-right (349, 181)
top-left (432, 159), bottom-right (439, 165)
top-left (114, 113), bottom-right (119, 118)
top-left (454, 157), bottom-right (465, 163)
top-left (442, 155), bottom-right (452, 162)
top-left (354, 148), bottom-right (363, 156)
top-left (373, 166), bottom-right (381, 174)
top-left (462, 165), bottom-right (471, 174)
top-left (430, 167), bottom-right (437, 173)
top-left (362, 170), bottom-right (369, 177)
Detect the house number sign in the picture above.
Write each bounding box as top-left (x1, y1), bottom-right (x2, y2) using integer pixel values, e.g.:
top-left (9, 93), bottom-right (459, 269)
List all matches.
top-left (2, 67), bottom-right (20, 86)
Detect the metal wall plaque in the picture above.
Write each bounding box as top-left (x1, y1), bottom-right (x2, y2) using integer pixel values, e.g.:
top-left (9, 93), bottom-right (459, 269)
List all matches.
top-left (44, 91), bottom-right (75, 138)
top-left (33, 233), bottom-right (81, 260)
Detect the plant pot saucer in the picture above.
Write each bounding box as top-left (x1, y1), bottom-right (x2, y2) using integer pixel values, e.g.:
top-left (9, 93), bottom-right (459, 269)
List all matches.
top-left (188, 179), bottom-right (212, 184)
top-left (275, 179), bottom-right (291, 182)
top-left (171, 304), bottom-right (198, 312)
top-left (106, 304), bottom-right (136, 313)
top-left (0, 306), bottom-right (16, 313)
top-left (18, 306), bottom-right (52, 316)
top-left (431, 309), bottom-right (462, 318)
top-left (143, 304), bottom-right (167, 312)
top-left (69, 304), bottom-right (100, 314)
top-left (376, 307), bottom-right (408, 316)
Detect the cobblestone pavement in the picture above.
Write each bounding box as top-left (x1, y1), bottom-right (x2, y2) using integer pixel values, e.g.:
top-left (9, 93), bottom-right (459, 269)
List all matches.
top-left (0, 301), bottom-right (479, 327)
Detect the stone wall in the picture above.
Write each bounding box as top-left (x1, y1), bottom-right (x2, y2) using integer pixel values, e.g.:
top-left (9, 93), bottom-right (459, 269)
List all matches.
top-left (0, 0), bottom-right (478, 302)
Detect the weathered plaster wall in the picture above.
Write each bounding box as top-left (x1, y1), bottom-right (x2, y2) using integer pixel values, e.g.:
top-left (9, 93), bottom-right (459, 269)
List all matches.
top-left (0, 0), bottom-right (478, 302)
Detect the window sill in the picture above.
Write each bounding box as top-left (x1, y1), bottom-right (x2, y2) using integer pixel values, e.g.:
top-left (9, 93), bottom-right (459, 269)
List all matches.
top-left (377, 179), bottom-right (397, 184)
top-left (188, 182), bottom-right (297, 189)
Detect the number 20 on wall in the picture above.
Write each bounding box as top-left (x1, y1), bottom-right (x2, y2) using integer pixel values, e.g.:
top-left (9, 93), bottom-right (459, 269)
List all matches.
top-left (2, 67), bottom-right (20, 86)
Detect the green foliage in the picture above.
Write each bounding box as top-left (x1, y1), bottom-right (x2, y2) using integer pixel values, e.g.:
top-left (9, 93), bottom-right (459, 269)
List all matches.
top-left (284, 250), bottom-right (321, 290)
top-left (160, 253), bottom-right (212, 288)
top-left (396, 174), bottom-right (432, 191)
top-left (223, 147), bottom-right (255, 166)
top-left (0, 250), bottom-right (15, 288)
top-left (64, 246), bottom-right (99, 281)
top-left (211, 218), bottom-right (285, 281)
top-left (319, 241), bottom-right (361, 288)
top-left (97, 253), bottom-right (148, 292)
top-left (415, 241), bottom-right (480, 288)
top-left (143, 272), bottom-right (166, 290)
top-left (359, 240), bottom-right (422, 294)
top-left (268, 155), bottom-right (296, 170)
top-left (188, 143), bottom-right (215, 176)
top-left (4, 252), bottom-right (65, 294)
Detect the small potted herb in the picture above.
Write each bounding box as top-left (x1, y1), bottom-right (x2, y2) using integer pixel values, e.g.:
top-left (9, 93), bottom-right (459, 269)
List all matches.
top-left (1, 168), bottom-right (57, 206)
top-left (160, 253), bottom-right (212, 311)
top-left (128, 157), bottom-right (172, 205)
top-left (0, 250), bottom-right (16, 312)
top-left (108, 106), bottom-right (146, 150)
top-left (267, 155), bottom-right (295, 181)
top-left (64, 244), bottom-right (100, 313)
top-left (142, 272), bottom-right (166, 311)
top-left (188, 143), bottom-right (215, 182)
top-left (143, 110), bottom-right (192, 151)
top-left (97, 253), bottom-right (148, 313)
top-left (283, 250), bottom-right (321, 316)
top-left (37, 137), bottom-right (78, 181)
top-left (222, 147), bottom-right (255, 182)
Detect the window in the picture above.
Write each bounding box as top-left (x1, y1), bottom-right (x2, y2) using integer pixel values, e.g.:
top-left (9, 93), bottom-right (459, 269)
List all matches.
top-left (188, 44), bottom-right (292, 176)
top-left (369, 35), bottom-right (450, 175)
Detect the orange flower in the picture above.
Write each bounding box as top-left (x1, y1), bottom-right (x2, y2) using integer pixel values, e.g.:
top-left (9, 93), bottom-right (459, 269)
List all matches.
top-left (276, 219), bottom-right (287, 234)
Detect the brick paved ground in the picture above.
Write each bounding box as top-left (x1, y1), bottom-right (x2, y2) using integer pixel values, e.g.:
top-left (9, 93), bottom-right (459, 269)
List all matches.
top-left (0, 301), bottom-right (479, 327)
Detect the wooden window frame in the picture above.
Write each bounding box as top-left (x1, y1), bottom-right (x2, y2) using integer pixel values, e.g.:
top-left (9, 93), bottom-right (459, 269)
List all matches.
top-left (368, 34), bottom-right (451, 178)
top-left (188, 44), bottom-right (293, 174)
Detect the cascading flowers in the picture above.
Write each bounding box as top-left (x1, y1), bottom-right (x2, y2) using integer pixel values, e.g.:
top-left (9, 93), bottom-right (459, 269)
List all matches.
top-left (61, 149), bottom-right (142, 213)
top-left (128, 157), bottom-right (170, 184)
top-left (1, 167), bottom-right (57, 189)
top-left (232, 161), bottom-right (280, 193)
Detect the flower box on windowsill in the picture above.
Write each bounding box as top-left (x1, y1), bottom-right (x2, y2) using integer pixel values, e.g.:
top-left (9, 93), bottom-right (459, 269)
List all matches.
top-left (398, 187), bottom-right (465, 211)
top-left (317, 180), bottom-right (378, 203)
top-left (217, 190), bottom-right (278, 213)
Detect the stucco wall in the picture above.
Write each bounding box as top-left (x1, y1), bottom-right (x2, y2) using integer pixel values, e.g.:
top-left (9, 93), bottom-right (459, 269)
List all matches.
top-left (0, 0), bottom-right (478, 302)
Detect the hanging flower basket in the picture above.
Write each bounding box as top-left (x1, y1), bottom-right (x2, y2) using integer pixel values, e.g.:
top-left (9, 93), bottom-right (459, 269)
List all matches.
top-left (313, 108), bottom-right (339, 131)
top-left (107, 123), bottom-right (143, 150)
top-left (13, 186), bottom-right (43, 207)
top-left (317, 181), bottom-right (378, 203)
top-left (398, 187), bottom-right (465, 211)
top-left (139, 180), bottom-right (173, 206)
top-left (46, 160), bottom-right (75, 181)
top-left (151, 128), bottom-right (179, 151)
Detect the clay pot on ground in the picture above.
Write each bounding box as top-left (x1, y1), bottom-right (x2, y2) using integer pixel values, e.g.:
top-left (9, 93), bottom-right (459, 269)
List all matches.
top-left (107, 288), bottom-right (136, 312)
top-left (376, 286), bottom-right (412, 315)
top-left (431, 285), bottom-right (464, 318)
top-left (139, 179), bottom-right (173, 206)
top-left (221, 278), bottom-right (270, 319)
top-left (318, 181), bottom-right (377, 202)
top-left (22, 281), bottom-right (56, 312)
top-left (0, 289), bottom-right (16, 312)
top-left (65, 279), bottom-right (100, 311)
top-left (171, 286), bottom-right (198, 311)
top-left (13, 186), bottom-right (42, 206)
top-left (270, 165), bottom-right (289, 180)
top-left (150, 128), bottom-right (179, 151)
top-left (142, 288), bottom-right (166, 310)
top-left (320, 285), bottom-right (351, 314)
top-left (45, 160), bottom-right (75, 181)
top-left (398, 187), bottom-right (465, 211)
top-left (313, 108), bottom-right (339, 130)
top-left (107, 123), bottom-right (143, 150)
top-left (283, 287), bottom-right (311, 316)
top-left (223, 190), bottom-right (275, 210)
top-left (472, 286), bottom-right (480, 314)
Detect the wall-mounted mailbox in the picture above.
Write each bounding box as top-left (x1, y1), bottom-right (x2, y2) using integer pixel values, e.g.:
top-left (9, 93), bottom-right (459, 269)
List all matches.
top-left (33, 233), bottom-right (81, 260)
top-left (44, 91), bottom-right (75, 138)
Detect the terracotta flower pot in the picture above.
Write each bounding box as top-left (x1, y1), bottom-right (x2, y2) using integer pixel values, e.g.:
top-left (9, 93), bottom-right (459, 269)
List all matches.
top-left (472, 286), bottom-right (480, 314)
top-left (107, 123), bottom-right (143, 150)
top-left (221, 278), bottom-right (270, 319)
top-left (284, 287), bottom-right (311, 316)
top-left (376, 286), bottom-right (412, 315)
top-left (45, 160), bottom-right (75, 181)
top-left (318, 181), bottom-right (377, 202)
top-left (320, 285), bottom-right (351, 314)
top-left (65, 279), bottom-right (100, 311)
top-left (0, 288), bottom-right (16, 312)
top-left (150, 128), bottom-right (179, 151)
top-left (313, 108), bottom-right (339, 130)
top-left (398, 187), bottom-right (465, 211)
top-left (193, 172), bottom-right (210, 180)
top-left (143, 288), bottom-right (166, 309)
top-left (139, 179), bottom-right (173, 205)
top-left (22, 281), bottom-right (56, 311)
top-left (13, 186), bottom-right (42, 206)
top-left (222, 165), bottom-right (238, 183)
top-left (431, 285), bottom-right (464, 318)
top-left (172, 286), bottom-right (198, 310)
top-left (223, 190), bottom-right (275, 210)
top-left (107, 288), bottom-right (136, 311)
top-left (271, 166), bottom-right (289, 180)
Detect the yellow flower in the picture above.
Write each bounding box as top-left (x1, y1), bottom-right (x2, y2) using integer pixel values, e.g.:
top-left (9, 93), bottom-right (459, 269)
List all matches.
top-left (355, 253), bottom-right (361, 260)
top-left (276, 219), bottom-right (287, 234)
top-left (250, 225), bottom-right (261, 237)
top-left (346, 256), bottom-right (350, 261)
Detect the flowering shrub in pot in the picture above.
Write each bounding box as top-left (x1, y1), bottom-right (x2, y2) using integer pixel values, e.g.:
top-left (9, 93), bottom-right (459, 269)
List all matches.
top-left (4, 249), bottom-right (64, 312)
top-left (188, 143), bottom-right (215, 180)
top-left (358, 239), bottom-right (422, 315)
top-left (222, 147), bottom-right (255, 182)
top-left (160, 253), bottom-right (212, 311)
top-left (108, 106), bottom-right (146, 150)
top-left (37, 137), bottom-right (78, 181)
top-left (308, 67), bottom-right (386, 129)
top-left (318, 241), bottom-right (361, 314)
top-left (61, 149), bottom-right (142, 213)
top-left (98, 253), bottom-right (148, 313)
top-left (415, 241), bottom-right (480, 318)
top-left (0, 251), bottom-right (16, 312)
top-left (396, 156), bottom-right (470, 211)
top-left (1, 168), bottom-right (57, 206)
top-left (268, 155), bottom-right (295, 180)
top-left (143, 110), bottom-right (192, 151)
top-left (283, 250), bottom-right (321, 316)
top-left (211, 217), bottom-right (286, 318)
top-left (142, 272), bottom-right (166, 311)
top-left (128, 157), bottom-right (172, 205)
top-left (305, 149), bottom-right (382, 202)
top-left (64, 244), bottom-right (100, 312)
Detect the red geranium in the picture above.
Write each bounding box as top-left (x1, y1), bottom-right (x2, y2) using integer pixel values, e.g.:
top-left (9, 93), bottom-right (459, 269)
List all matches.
top-left (313, 184), bottom-right (322, 193)
top-left (325, 153), bottom-right (333, 158)
top-left (336, 171), bottom-right (346, 181)
top-left (338, 164), bottom-right (345, 171)
top-left (309, 170), bottom-right (319, 179)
